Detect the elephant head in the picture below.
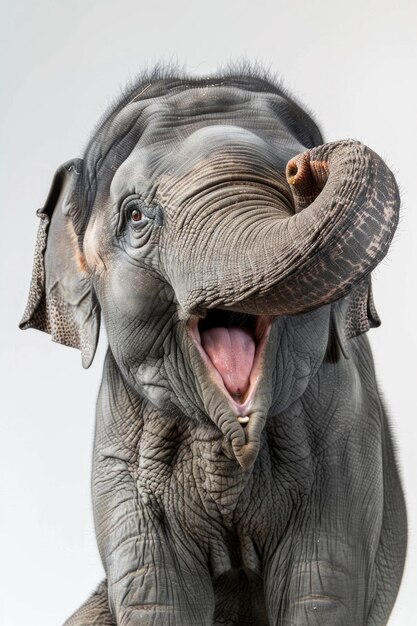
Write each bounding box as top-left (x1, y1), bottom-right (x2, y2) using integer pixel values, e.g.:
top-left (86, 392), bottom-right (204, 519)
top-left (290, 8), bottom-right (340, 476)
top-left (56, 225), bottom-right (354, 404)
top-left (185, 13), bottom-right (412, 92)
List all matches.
top-left (20, 73), bottom-right (399, 470)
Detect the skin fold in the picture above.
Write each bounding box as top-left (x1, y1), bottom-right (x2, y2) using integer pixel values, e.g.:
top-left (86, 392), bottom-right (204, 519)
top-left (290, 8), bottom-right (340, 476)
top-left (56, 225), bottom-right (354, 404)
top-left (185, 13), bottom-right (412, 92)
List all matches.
top-left (21, 68), bottom-right (406, 625)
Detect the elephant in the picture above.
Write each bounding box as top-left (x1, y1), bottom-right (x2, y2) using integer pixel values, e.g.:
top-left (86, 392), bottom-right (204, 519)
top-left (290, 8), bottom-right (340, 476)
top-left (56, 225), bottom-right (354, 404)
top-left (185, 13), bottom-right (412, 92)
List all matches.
top-left (20, 68), bottom-right (407, 625)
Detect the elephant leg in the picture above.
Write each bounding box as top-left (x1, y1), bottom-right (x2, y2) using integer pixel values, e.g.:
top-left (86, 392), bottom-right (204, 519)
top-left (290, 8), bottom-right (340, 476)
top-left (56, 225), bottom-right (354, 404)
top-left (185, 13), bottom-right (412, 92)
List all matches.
top-left (63, 580), bottom-right (115, 625)
top-left (93, 358), bottom-right (214, 624)
top-left (264, 535), bottom-right (368, 625)
top-left (106, 527), bottom-right (215, 625)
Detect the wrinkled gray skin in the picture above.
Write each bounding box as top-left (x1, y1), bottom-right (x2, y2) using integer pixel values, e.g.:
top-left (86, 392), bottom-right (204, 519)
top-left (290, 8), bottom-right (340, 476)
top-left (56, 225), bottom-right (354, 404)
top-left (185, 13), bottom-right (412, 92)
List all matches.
top-left (21, 70), bottom-right (406, 625)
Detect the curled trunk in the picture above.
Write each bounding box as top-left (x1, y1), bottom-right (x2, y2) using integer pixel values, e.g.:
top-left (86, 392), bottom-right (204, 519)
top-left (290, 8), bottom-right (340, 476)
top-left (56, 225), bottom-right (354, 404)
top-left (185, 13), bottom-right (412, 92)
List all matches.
top-left (172, 140), bottom-right (400, 317)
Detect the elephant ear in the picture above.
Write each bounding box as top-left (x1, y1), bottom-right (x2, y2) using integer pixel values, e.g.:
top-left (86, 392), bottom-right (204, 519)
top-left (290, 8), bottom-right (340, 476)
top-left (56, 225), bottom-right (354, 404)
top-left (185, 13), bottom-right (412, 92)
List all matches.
top-left (327, 277), bottom-right (381, 361)
top-left (19, 160), bottom-right (100, 368)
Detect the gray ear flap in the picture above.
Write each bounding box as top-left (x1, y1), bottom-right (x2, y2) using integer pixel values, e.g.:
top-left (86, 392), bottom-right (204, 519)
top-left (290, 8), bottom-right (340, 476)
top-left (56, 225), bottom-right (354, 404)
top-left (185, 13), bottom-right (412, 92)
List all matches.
top-left (19, 160), bottom-right (100, 369)
top-left (344, 278), bottom-right (381, 339)
top-left (327, 277), bottom-right (381, 362)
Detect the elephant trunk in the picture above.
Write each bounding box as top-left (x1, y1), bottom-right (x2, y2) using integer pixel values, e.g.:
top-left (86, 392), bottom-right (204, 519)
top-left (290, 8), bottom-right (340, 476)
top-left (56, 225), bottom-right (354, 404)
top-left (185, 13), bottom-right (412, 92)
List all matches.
top-left (174, 140), bottom-right (400, 317)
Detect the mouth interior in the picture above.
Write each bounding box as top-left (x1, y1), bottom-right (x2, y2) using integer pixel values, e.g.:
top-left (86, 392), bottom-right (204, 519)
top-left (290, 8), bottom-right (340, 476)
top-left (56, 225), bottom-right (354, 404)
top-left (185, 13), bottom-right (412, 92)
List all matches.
top-left (198, 310), bottom-right (258, 402)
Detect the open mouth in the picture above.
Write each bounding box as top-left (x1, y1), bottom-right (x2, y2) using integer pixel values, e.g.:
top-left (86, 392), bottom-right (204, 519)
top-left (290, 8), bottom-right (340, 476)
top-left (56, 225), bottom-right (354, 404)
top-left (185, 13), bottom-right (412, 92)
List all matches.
top-left (188, 309), bottom-right (272, 425)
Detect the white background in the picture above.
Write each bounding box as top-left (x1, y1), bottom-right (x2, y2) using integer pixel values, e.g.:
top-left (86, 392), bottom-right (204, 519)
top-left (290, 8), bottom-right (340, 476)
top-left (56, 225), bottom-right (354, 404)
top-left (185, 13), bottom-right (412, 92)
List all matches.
top-left (1, 1), bottom-right (416, 624)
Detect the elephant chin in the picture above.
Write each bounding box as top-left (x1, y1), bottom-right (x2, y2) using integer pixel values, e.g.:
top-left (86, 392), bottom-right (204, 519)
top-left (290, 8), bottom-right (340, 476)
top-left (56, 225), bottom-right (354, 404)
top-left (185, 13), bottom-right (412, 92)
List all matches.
top-left (230, 408), bottom-right (269, 470)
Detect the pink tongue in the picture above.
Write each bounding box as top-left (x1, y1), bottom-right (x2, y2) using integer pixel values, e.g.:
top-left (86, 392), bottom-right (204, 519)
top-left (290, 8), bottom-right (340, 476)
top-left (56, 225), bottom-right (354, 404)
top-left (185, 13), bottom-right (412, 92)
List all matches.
top-left (200, 327), bottom-right (256, 398)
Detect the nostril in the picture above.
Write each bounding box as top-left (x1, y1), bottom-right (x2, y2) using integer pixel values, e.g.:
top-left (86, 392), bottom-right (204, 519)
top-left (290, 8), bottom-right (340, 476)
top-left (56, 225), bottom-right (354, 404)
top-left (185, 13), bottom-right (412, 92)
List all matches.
top-left (286, 152), bottom-right (321, 213)
top-left (287, 161), bottom-right (298, 181)
top-left (286, 152), bottom-right (311, 188)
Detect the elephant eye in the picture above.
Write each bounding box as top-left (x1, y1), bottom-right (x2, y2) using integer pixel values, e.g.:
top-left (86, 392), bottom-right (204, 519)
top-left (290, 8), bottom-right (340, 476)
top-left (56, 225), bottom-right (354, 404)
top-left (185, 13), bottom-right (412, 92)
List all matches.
top-left (130, 208), bottom-right (143, 222)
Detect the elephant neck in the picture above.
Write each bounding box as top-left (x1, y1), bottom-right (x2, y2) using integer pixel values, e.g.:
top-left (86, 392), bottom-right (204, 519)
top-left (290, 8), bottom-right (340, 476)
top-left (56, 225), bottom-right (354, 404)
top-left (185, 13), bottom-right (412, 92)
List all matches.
top-left (96, 351), bottom-right (255, 525)
top-left (136, 404), bottom-right (254, 525)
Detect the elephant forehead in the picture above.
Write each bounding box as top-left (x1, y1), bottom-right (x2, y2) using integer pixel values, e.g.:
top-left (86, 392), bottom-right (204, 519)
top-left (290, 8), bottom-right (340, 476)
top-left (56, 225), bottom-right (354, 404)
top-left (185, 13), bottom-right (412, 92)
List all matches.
top-left (136, 85), bottom-right (293, 145)
top-left (136, 90), bottom-right (306, 164)
top-left (107, 86), bottom-right (306, 202)
top-left (164, 125), bottom-right (278, 172)
top-left (110, 124), bottom-right (296, 209)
